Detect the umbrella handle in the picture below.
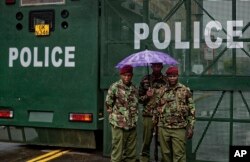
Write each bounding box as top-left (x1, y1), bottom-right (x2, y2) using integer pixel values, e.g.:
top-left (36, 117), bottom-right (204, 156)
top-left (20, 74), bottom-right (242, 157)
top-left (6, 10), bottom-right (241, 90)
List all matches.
top-left (147, 64), bottom-right (152, 87)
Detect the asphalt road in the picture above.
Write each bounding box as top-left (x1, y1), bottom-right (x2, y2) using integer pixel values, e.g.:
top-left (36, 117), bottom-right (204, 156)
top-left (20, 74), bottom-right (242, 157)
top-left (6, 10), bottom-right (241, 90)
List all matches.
top-left (0, 142), bottom-right (110, 162)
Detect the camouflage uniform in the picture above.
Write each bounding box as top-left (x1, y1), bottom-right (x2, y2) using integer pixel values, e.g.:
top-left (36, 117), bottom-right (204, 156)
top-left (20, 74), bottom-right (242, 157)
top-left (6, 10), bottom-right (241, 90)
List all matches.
top-left (105, 79), bottom-right (138, 162)
top-left (139, 74), bottom-right (167, 162)
top-left (156, 83), bottom-right (195, 162)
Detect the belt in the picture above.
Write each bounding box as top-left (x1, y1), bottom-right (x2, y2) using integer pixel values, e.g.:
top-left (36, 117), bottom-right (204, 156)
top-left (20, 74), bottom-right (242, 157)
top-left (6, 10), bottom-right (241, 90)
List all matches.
top-left (111, 124), bottom-right (136, 131)
top-left (142, 115), bottom-right (153, 117)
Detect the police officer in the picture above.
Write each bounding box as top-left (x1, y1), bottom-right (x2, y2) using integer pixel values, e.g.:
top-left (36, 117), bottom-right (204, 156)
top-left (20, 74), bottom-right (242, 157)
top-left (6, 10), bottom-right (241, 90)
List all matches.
top-left (156, 66), bottom-right (195, 162)
top-left (139, 63), bottom-right (167, 162)
top-left (105, 65), bottom-right (139, 162)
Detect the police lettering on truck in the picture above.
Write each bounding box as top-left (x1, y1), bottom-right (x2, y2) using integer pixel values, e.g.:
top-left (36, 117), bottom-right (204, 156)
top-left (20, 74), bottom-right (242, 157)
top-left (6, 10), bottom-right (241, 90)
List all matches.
top-left (9, 46), bottom-right (75, 67)
top-left (134, 20), bottom-right (244, 50)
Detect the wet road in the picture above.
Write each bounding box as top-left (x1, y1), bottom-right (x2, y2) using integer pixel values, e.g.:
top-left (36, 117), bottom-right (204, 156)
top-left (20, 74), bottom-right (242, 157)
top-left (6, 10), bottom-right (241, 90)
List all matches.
top-left (0, 142), bottom-right (110, 162)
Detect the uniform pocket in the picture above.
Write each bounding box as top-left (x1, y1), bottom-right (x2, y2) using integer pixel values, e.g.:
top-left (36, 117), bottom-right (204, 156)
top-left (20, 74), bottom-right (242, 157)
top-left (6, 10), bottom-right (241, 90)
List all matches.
top-left (180, 105), bottom-right (189, 117)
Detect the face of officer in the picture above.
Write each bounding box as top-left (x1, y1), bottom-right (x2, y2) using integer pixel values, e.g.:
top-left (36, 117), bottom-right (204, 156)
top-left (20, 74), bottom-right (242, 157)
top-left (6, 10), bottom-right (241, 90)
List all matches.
top-left (151, 63), bottom-right (163, 75)
top-left (167, 74), bottom-right (178, 86)
top-left (121, 73), bottom-right (133, 85)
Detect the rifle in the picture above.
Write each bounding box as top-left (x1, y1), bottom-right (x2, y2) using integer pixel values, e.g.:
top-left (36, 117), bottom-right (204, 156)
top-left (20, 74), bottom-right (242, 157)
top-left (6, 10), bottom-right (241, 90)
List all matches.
top-left (153, 86), bottom-right (167, 162)
top-left (154, 119), bottom-right (159, 162)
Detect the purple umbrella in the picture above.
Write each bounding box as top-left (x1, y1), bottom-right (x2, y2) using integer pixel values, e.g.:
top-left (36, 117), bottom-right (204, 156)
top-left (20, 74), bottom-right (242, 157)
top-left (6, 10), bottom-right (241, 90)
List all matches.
top-left (115, 49), bottom-right (178, 68)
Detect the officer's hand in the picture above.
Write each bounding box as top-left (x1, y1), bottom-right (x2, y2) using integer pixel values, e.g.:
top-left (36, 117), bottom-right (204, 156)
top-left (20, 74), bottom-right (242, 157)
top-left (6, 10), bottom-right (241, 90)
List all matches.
top-left (157, 107), bottom-right (163, 113)
top-left (107, 107), bottom-right (112, 114)
top-left (152, 116), bottom-right (158, 126)
top-left (146, 88), bottom-right (154, 97)
top-left (186, 127), bottom-right (193, 139)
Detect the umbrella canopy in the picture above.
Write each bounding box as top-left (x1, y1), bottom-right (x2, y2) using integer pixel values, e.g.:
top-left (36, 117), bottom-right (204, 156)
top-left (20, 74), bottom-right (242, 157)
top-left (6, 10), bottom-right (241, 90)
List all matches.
top-left (115, 49), bottom-right (178, 68)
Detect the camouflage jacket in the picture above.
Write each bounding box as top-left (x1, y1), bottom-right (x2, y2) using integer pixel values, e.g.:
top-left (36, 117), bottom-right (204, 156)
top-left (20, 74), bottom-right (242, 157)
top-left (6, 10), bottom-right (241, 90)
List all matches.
top-left (156, 83), bottom-right (196, 129)
top-left (105, 79), bottom-right (138, 130)
top-left (139, 73), bottom-right (167, 116)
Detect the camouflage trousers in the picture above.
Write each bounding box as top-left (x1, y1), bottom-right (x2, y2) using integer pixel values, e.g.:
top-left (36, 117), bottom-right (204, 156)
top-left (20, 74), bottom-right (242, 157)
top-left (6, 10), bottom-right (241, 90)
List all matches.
top-left (140, 116), bottom-right (154, 162)
top-left (158, 127), bottom-right (186, 162)
top-left (111, 126), bottom-right (137, 162)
